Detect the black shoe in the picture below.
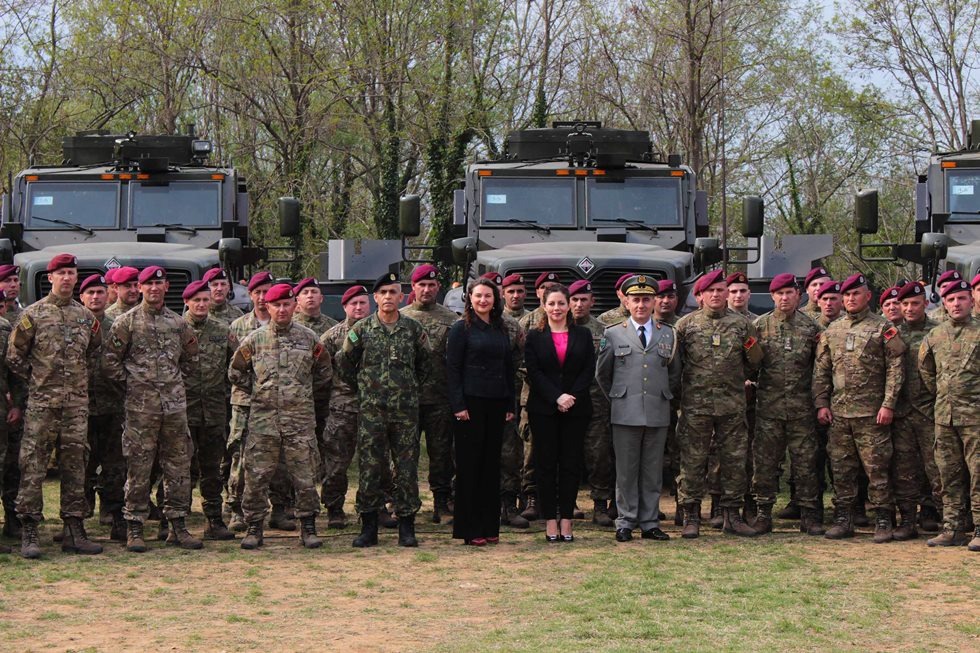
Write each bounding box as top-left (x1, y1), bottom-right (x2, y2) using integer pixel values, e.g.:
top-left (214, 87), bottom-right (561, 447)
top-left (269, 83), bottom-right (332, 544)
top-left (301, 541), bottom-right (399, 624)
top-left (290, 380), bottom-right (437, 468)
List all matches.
top-left (544, 533), bottom-right (559, 543)
top-left (641, 527), bottom-right (670, 541)
top-left (615, 528), bottom-right (633, 542)
top-left (560, 533), bottom-right (574, 542)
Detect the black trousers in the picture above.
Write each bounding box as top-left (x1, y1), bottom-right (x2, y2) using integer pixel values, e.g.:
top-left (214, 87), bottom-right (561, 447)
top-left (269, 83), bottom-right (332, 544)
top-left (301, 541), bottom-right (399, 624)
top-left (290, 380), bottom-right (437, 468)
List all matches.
top-left (529, 411), bottom-right (587, 520)
top-left (453, 397), bottom-right (507, 541)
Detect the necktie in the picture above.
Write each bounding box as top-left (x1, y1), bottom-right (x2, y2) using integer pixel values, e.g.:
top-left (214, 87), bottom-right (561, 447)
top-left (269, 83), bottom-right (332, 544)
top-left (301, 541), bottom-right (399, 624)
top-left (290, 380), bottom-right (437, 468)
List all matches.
top-left (638, 325), bottom-right (647, 348)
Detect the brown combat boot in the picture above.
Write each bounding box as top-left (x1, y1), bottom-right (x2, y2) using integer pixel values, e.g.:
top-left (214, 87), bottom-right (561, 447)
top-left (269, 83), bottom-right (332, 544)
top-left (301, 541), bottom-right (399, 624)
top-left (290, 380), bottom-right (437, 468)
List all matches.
top-left (968, 527), bottom-right (980, 552)
top-left (62, 517), bottom-right (103, 555)
top-left (918, 505), bottom-right (941, 533)
top-left (352, 511), bottom-right (378, 548)
top-left (872, 508), bottom-right (894, 543)
top-left (752, 504), bottom-right (773, 534)
top-left (708, 495), bottom-right (724, 529)
top-left (893, 503), bottom-right (918, 541)
top-left (168, 517), bottom-right (203, 550)
top-left (681, 502), bottom-right (701, 539)
top-left (723, 507), bottom-right (759, 537)
top-left (500, 500), bottom-right (530, 528)
top-left (204, 516), bottom-right (236, 541)
top-left (926, 528), bottom-right (970, 547)
top-left (126, 520), bottom-right (147, 553)
top-left (852, 502), bottom-right (871, 527)
top-left (157, 517), bottom-right (169, 541)
top-left (800, 508), bottom-right (826, 536)
top-left (20, 518), bottom-right (41, 559)
top-left (269, 505), bottom-right (296, 531)
top-left (299, 516), bottom-right (322, 549)
top-left (592, 499), bottom-right (615, 528)
top-left (824, 507), bottom-right (854, 540)
top-left (326, 506), bottom-right (347, 529)
top-left (520, 495), bottom-right (539, 521)
top-left (240, 522), bottom-right (264, 550)
top-left (743, 496), bottom-right (758, 524)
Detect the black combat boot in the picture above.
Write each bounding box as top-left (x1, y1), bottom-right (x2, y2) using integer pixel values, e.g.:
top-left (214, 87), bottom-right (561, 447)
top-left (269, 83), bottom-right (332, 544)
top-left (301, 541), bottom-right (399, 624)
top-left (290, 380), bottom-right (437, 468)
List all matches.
top-left (681, 502), bottom-right (701, 539)
top-left (109, 510), bottom-right (127, 542)
top-left (892, 503), bottom-right (918, 541)
top-left (520, 495), bottom-right (539, 521)
top-left (926, 528), bottom-right (970, 547)
top-left (352, 511), bottom-right (378, 548)
top-left (157, 517), bottom-right (169, 541)
top-left (872, 508), bottom-right (894, 543)
top-left (800, 508), bottom-right (826, 536)
top-left (723, 507), bottom-right (759, 537)
top-left (20, 517), bottom-right (41, 559)
top-left (752, 504), bottom-right (773, 534)
top-left (500, 499), bottom-right (530, 528)
top-left (708, 495), bottom-right (724, 529)
top-left (326, 506), bottom-right (347, 529)
top-left (432, 494), bottom-right (451, 524)
top-left (299, 516), bottom-right (322, 549)
top-left (378, 506), bottom-right (398, 529)
top-left (241, 522), bottom-right (264, 550)
top-left (398, 514), bottom-right (418, 547)
top-left (918, 505), bottom-right (941, 533)
top-left (204, 516), bottom-right (236, 541)
top-left (592, 499), bottom-right (615, 528)
top-left (269, 505), bottom-right (296, 531)
top-left (824, 507), bottom-right (854, 539)
top-left (168, 517), bottom-right (203, 550)
top-left (776, 501), bottom-right (801, 520)
top-left (126, 520), bottom-right (147, 553)
top-left (62, 517), bottom-right (103, 555)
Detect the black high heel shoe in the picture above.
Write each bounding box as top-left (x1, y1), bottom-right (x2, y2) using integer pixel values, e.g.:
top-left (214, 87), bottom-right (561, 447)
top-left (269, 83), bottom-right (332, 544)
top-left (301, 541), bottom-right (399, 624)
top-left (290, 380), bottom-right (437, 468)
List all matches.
top-left (560, 533), bottom-right (574, 543)
top-left (544, 533), bottom-right (559, 543)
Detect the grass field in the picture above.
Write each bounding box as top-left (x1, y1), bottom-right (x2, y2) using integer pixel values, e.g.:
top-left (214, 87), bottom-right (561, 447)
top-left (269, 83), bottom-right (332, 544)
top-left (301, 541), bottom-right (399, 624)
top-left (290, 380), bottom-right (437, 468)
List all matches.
top-left (0, 478), bottom-right (976, 653)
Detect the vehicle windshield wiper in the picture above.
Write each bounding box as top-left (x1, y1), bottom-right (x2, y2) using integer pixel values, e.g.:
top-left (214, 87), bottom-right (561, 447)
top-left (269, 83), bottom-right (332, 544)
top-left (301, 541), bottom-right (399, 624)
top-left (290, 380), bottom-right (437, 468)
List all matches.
top-left (593, 217), bottom-right (659, 234)
top-left (152, 222), bottom-right (198, 235)
top-left (949, 210), bottom-right (980, 215)
top-left (31, 216), bottom-right (95, 236)
top-left (504, 218), bottom-right (551, 235)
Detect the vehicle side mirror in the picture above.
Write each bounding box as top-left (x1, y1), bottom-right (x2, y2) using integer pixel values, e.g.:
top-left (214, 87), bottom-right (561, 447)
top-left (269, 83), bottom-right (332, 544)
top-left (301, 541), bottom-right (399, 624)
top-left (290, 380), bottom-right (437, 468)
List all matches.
top-left (399, 195), bottom-right (421, 237)
top-left (219, 237), bottom-right (243, 267)
top-left (741, 196), bottom-right (764, 238)
top-left (278, 197), bottom-right (301, 238)
top-left (0, 238), bottom-right (12, 265)
top-left (920, 232), bottom-right (948, 261)
top-left (854, 189), bottom-right (879, 235)
top-left (694, 237), bottom-right (722, 271)
top-left (451, 237), bottom-right (477, 265)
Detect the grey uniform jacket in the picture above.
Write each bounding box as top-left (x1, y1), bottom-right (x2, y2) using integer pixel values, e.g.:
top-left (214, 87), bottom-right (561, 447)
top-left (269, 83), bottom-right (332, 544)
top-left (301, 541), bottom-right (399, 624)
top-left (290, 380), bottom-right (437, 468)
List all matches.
top-left (596, 319), bottom-right (681, 428)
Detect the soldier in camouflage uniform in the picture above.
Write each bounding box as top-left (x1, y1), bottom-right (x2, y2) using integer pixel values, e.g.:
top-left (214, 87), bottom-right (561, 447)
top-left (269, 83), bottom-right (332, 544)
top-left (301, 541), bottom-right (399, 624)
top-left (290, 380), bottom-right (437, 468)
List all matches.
top-left (597, 273), bottom-right (634, 327)
top-left (918, 280), bottom-right (980, 550)
top-left (801, 266), bottom-right (831, 322)
top-left (202, 267), bottom-right (244, 325)
top-left (293, 277), bottom-right (338, 336)
top-left (879, 286), bottom-right (904, 325)
top-left (927, 270), bottom-right (963, 323)
top-left (674, 269), bottom-right (763, 538)
top-left (750, 274), bottom-right (824, 535)
top-left (104, 266), bottom-right (140, 319)
top-left (0, 292), bottom-right (25, 553)
top-left (401, 264), bottom-right (459, 523)
top-left (1, 265), bottom-right (25, 538)
top-left (79, 274), bottom-right (127, 541)
top-left (815, 280), bottom-right (843, 328)
top-left (7, 254), bottom-right (102, 558)
top-left (338, 272), bottom-right (431, 548)
top-left (103, 266), bottom-right (202, 552)
top-left (813, 273), bottom-right (906, 543)
top-left (229, 283), bottom-right (331, 550)
top-left (654, 279), bottom-right (682, 525)
top-left (183, 280), bottom-right (238, 541)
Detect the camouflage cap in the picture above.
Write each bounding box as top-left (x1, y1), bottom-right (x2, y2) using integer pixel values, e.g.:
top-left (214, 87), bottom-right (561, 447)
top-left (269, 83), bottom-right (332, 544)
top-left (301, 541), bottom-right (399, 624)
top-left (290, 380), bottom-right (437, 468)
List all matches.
top-left (372, 272), bottom-right (400, 292)
top-left (896, 282), bottom-right (925, 301)
top-left (621, 275), bottom-right (657, 296)
top-left (47, 253), bottom-right (78, 272)
top-left (768, 273), bottom-right (798, 293)
top-left (568, 280), bottom-right (593, 296)
top-left (79, 274), bottom-right (106, 293)
top-left (264, 283), bottom-right (295, 303)
top-left (182, 279), bottom-right (210, 301)
top-left (138, 266), bottom-right (167, 284)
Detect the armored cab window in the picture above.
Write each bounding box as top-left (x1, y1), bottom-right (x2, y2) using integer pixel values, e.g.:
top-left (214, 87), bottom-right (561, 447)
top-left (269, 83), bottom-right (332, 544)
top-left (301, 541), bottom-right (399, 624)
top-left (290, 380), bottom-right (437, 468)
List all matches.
top-left (26, 181), bottom-right (119, 229)
top-left (480, 177), bottom-right (575, 226)
top-left (130, 180), bottom-right (221, 227)
top-left (586, 177), bottom-right (682, 226)
top-left (947, 170), bottom-right (980, 219)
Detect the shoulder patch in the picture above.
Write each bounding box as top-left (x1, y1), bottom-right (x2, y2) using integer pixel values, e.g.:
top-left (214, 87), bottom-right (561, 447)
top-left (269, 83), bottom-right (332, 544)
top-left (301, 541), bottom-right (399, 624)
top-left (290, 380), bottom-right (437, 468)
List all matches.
top-left (348, 330), bottom-right (359, 343)
top-left (743, 336), bottom-right (757, 350)
top-left (599, 337), bottom-right (607, 349)
top-left (883, 326), bottom-right (898, 341)
top-left (91, 319), bottom-right (100, 334)
top-left (313, 342), bottom-right (324, 360)
top-left (19, 314), bottom-right (32, 330)
top-left (240, 344), bottom-right (252, 362)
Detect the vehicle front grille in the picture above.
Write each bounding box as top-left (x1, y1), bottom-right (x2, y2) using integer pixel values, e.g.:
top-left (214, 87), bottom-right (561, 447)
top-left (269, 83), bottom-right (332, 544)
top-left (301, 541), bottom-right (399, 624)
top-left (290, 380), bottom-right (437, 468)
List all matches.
top-left (501, 266), bottom-right (667, 314)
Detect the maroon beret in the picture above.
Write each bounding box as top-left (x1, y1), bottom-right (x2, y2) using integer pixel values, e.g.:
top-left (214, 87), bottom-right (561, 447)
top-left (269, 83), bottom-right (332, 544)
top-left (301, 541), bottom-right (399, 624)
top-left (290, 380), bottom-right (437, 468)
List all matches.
top-left (879, 286), bottom-right (900, 306)
top-left (972, 273), bottom-right (980, 289)
top-left (341, 285), bottom-right (368, 305)
top-left (104, 268), bottom-right (117, 284)
top-left (535, 271), bottom-right (560, 289)
top-left (840, 273), bottom-right (868, 294)
top-left (113, 266), bottom-right (140, 284)
top-left (804, 266), bottom-right (831, 288)
top-left (657, 279), bottom-right (677, 295)
top-left (568, 280), bottom-right (592, 296)
top-left (202, 267), bottom-right (226, 283)
top-left (247, 271), bottom-right (273, 291)
top-left (293, 277), bottom-right (318, 294)
top-left (264, 283), bottom-right (295, 303)
top-left (615, 273), bottom-right (634, 291)
top-left (79, 274), bottom-right (106, 293)
top-left (481, 271), bottom-right (503, 286)
top-left (816, 280), bottom-right (842, 299)
top-left (694, 269), bottom-right (725, 295)
top-left (182, 279), bottom-right (209, 301)
top-left (726, 271), bottom-right (749, 286)
top-left (936, 270), bottom-right (962, 287)
top-left (411, 264), bottom-right (439, 284)
top-left (896, 282), bottom-right (925, 301)
top-left (139, 266), bottom-right (167, 283)
top-left (768, 273), bottom-right (798, 293)
top-left (502, 274), bottom-right (524, 289)
top-left (47, 253), bottom-right (78, 272)
top-left (0, 264), bottom-right (19, 281)
top-left (940, 279), bottom-right (971, 298)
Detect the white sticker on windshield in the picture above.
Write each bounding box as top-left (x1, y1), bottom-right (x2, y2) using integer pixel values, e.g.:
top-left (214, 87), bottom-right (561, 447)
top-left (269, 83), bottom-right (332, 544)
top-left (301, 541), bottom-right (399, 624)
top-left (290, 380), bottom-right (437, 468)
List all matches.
top-left (487, 194), bottom-right (507, 204)
top-left (952, 185), bottom-right (974, 195)
top-left (33, 196), bottom-right (54, 206)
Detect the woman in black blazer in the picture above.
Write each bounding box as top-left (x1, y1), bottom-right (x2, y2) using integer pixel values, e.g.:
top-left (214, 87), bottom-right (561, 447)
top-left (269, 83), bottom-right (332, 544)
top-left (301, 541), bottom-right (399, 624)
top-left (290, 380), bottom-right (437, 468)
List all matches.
top-left (524, 284), bottom-right (596, 542)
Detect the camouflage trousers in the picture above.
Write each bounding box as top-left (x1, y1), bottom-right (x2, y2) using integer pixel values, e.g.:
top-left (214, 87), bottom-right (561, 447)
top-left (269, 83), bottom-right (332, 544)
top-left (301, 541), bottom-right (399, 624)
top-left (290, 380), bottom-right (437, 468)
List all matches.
top-left (122, 409), bottom-right (193, 523)
top-left (17, 405), bottom-right (89, 521)
top-left (892, 411), bottom-right (942, 508)
top-left (706, 407), bottom-right (754, 498)
top-left (355, 407), bottom-right (421, 517)
top-left (827, 416), bottom-right (894, 511)
top-left (321, 409), bottom-right (357, 510)
top-left (86, 412), bottom-right (126, 515)
top-left (242, 427), bottom-right (320, 524)
top-left (584, 399), bottom-right (614, 502)
top-left (419, 403), bottom-right (454, 500)
top-left (677, 411), bottom-right (748, 508)
top-left (225, 405), bottom-right (290, 515)
top-left (751, 415), bottom-right (819, 508)
top-left (933, 424), bottom-right (979, 531)
top-left (189, 421), bottom-right (227, 519)
top-left (500, 418), bottom-right (523, 501)
top-left (519, 407), bottom-right (537, 497)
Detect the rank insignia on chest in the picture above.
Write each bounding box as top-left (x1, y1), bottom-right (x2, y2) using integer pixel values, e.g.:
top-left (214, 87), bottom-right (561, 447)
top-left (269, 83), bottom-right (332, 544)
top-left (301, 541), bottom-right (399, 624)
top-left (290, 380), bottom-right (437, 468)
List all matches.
top-left (846, 334), bottom-right (855, 351)
top-left (19, 315), bottom-right (32, 331)
top-left (712, 334), bottom-right (721, 347)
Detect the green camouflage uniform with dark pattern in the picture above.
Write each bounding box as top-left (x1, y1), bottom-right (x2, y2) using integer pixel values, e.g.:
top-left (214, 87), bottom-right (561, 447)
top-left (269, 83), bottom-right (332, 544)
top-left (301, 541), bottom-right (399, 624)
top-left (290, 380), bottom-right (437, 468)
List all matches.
top-left (576, 314), bottom-right (614, 503)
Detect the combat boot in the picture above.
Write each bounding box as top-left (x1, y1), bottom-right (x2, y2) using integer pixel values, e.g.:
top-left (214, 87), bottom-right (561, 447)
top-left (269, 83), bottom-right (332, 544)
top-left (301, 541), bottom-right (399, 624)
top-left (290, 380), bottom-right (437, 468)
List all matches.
top-left (432, 494), bottom-right (451, 524)
top-left (98, 502), bottom-right (113, 526)
top-left (752, 504), bottom-right (773, 534)
top-left (228, 510), bottom-right (246, 533)
top-left (500, 501), bottom-right (530, 528)
top-left (326, 506), bottom-right (347, 529)
top-left (240, 522), bottom-right (264, 550)
top-left (61, 517), bottom-right (103, 555)
top-left (352, 511), bottom-right (378, 548)
top-left (743, 495), bottom-right (758, 525)
top-left (681, 502), bottom-right (701, 539)
top-left (520, 495), bottom-right (539, 521)
top-left (3, 508), bottom-right (21, 538)
top-left (918, 505), bottom-right (941, 533)
top-left (168, 517), bottom-right (203, 550)
top-left (300, 516), bottom-right (322, 549)
top-left (708, 495), bottom-right (724, 529)
top-left (397, 514), bottom-right (418, 547)
top-left (157, 517), bottom-right (169, 541)
top-left (109, 510), bottom-right (127, 542)
top-left (378, 506), bottom-right (398, 529)
top-left (126, 520), bottom-right (147, 553)
top-left (20, 518), bottom-right (41, 559)
top-left (673, 497), bottom-right (683, 526)
top-left (269, 505), bottom-right (296, 531)
top-left (723, 507), bottom-right (759, 537)
top-left (608, 501), bottom-right (618, 520)
top-left (824, 507), bottom-right (854, 540)
top-left (592, 499), bottom-right (615, 528)
top-left (872, 508), bottom-right (894, 543)
top-left (852, 502), bottom-right (871, 527)
top-left (968, 527), bottom-right (980, 552)
top-left (800, 508), bottom-right (826, 536)
top-left (776, 501), bottom-right (801, 520)
top-left (926, 528), bottom-right (970, 547)
top-left (892, 503), bottom-right (918, 541)
top-left (204, 516), bottom-right (236, 541)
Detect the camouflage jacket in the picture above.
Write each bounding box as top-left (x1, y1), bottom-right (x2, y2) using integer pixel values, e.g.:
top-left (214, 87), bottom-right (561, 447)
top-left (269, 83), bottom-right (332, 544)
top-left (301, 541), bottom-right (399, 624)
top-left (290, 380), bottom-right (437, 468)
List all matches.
top-left (503, 307), bottom-right (528, 321)
top-left (103, 302), bottom-right (199, 415)
top-left (897, 316), bottom-right (938, 418)
top-left (0, 317), bottom-right (26, 412)
top-left (816, 313), bottom-right (840, 329)
top-left (7, 293), bottom-right (100, 408)
top-left (89, 313), bottom-right (125, 416)
top-left (813, 307), bottom-right (906, 418)
top-left (104, 299), bottom-right (137, 320)
top-left (400, 301), bottom-right (457, 405)
top-left (597, 305), bottom-right (630, 327)
top-left (336, 313), bottom-right (430, 413)
top-left (210, 301), bottom-right (244, 326)
top-left (753, 309), bottom-right (820, 420)
top-left (802, 300), bottom-right (822, 320)
top-left (575, 314), bottom-right (611, 410)
top-left (229, 321), bottom-right (331, 434)
top-left (518, 307), bottom-right (545, 331)
top-left (294, 311), bottom-right (338, 338)
top-left (926, 305), bottom-right (949, 324)
top-left (185, 314), bottom-right (238, 427)
top-left (918, 316), bottom-right (980, 426)
top-left (516, 308), bottom-right (546, 405)
top-left (321, 318), bottom-right (360, 413)
top-left (229, 311), bottom-right (270, 406)
top-left (674, 307), bottom-right (763, 416)
top-left (502, 313), bottom-right (528, 406)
